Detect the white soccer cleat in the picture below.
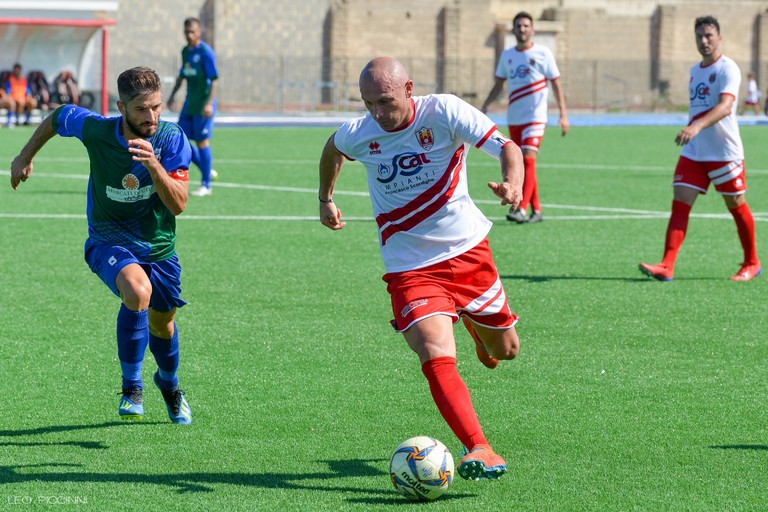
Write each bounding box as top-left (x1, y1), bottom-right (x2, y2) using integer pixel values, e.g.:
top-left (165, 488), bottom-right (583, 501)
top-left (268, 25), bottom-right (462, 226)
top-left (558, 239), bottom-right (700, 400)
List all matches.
top-left (191, 186), bottom-right (212, 197)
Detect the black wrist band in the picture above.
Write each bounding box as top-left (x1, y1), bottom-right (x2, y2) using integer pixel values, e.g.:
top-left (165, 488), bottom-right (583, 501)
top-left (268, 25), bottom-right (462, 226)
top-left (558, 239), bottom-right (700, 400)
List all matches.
top-left (319, 196), bottom-right (333, 203)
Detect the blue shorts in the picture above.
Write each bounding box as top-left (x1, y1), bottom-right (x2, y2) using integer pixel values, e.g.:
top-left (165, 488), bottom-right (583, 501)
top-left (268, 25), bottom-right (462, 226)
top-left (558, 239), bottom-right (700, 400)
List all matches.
top-left (177, 109), bottom-right (215, 142)
top-left (84, 240), bottom-right (187, 312)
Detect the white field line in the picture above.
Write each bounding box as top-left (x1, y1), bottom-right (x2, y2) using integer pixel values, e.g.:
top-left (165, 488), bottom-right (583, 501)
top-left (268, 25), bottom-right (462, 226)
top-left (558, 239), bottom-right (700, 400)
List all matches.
top-left (13, 157), bottom-right (768, 174)
top-left (0, 169), bottom-right (766, 221)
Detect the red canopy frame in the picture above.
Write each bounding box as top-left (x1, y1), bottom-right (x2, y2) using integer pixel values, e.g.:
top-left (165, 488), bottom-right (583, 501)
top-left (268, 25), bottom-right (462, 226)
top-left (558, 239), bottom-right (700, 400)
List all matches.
top-left (0, 17), bottom-right (116, 115)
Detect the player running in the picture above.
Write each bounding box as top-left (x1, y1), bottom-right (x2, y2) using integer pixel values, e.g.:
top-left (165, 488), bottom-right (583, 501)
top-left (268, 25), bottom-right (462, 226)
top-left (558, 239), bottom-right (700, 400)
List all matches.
top-left (10, 66), bottom-right (194, 424)
top-left (480, 11), bottom-right (569, 224)
top-left (639, 16), bottom-right (761, 282)
top-left (168, 17), bottom-right (219, 197)
top-left (319, 56), bottom-right (524, 481)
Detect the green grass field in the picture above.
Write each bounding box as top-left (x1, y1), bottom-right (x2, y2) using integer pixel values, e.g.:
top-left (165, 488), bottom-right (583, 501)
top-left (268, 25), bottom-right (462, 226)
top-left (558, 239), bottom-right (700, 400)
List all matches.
top-left (1, 122), bottom-right (766, 511)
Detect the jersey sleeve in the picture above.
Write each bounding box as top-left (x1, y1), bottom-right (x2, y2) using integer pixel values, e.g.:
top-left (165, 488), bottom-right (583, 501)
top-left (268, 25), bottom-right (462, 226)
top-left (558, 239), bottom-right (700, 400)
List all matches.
top-left (161, 126), bottom-right (193, 174)
top-left (204, 45), bottom-right (219, 80)
top-left (494, 52), bottom-right (508, 79)
top-left (52, 104), bottom-right (99, 140)
top-left (720, 59), bottom-right (741, 98)
top-left (542, 47), bottom-right (561, 81)
top-left (332, 122), bottom-right (357, 161)
top-left (445, 95), bottom-right (512, 159)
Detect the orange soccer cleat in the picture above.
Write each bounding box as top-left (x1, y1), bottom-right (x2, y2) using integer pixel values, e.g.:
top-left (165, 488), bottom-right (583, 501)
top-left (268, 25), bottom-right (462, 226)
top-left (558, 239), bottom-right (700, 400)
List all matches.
top-left (730, 262), bottom-right (762, 282)
top-left (458, 444), bottom-right (507, 480)
top-left (639, 262), bottom-right (674, 282)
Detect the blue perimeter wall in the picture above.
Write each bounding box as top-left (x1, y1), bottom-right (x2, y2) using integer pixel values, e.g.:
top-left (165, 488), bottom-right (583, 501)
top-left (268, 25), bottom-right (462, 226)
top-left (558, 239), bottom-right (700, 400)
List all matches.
top-left (171, 111), bottom-right (768, 128)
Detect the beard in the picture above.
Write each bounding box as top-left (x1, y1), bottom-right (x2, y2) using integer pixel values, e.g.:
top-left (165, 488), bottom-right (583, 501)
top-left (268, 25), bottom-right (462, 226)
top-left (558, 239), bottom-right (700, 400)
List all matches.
top-left (124, 115), bottom-right (157, 138)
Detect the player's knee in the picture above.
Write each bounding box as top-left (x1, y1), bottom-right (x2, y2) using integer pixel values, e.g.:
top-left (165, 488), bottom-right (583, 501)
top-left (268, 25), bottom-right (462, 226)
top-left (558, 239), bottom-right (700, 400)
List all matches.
top-left (119, 280), bottom-right (152, 311)
top-left (490, 332), bottom-right (519, 360)
top-left (149, 321), bottom-right (174, 339)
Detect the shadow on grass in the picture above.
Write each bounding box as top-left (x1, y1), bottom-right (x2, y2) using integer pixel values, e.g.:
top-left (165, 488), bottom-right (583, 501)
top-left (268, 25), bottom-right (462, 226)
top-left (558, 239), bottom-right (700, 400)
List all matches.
top-left (0, 441), bottom-right (107, 450)
top-left (501, 274), bottom-right (650, 283)
top-left (710, 444), bottom-right (768, 450)
top-left (501, 274), bottom-right (722, 283)
top-left (0, 423), bottom-right (479, 501)
top-left (0, 459), bottom-right (393, 495)
top-left (0, 421), bottom-right (129, 437)
top-left (0, 421), bottom-right (166, 451)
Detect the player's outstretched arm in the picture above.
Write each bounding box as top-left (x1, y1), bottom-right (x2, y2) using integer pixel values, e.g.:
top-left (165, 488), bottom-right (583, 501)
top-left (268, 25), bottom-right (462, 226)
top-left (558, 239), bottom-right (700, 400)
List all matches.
top-left (319, 133), bottom-right (346, 231)
top-left (10, 113), bottom-right (58, 190)
top-left (487, 142), bottom-right (524, 209)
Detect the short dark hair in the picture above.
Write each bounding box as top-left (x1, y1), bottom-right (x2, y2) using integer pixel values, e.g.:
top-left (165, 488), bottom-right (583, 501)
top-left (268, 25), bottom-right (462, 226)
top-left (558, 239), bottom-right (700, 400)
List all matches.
top-left (117, 66), bottom-right (161, 103)
top-left (184, 17), bottom-right (201, 28)
top-left (513, 11), bottom-right (533, 26)
top-left (695, 15), bottom-right (720, 33)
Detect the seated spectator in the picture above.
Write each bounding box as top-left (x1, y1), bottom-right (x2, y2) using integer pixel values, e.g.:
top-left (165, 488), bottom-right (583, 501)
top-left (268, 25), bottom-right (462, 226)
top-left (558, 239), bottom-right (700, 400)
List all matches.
top-left (27, 70), bottom-right (51, 111)
top-left (6, 63), bottom-right (37, 125)
top-left (53, 70), bottom-right (80, 106)
top-left (0, 88), bottom-right (16, 128)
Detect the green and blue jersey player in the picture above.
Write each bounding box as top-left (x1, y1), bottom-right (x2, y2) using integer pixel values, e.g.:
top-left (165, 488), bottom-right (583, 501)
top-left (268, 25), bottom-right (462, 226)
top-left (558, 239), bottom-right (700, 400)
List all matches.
top-left (168, 16), bottom-right (219, 197)
top-left (10, 66), bottom-right (193, 424)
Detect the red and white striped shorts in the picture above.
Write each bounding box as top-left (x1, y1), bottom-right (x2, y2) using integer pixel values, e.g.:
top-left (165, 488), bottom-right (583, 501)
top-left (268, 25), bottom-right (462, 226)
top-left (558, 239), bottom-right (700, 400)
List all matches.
top-left (382, 239), bottom-right (518, 332)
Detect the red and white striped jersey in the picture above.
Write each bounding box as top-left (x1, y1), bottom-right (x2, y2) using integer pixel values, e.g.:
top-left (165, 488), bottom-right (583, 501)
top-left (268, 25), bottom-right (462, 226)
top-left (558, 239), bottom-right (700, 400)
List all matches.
top-left (494, 43), bottom-right (560, 125)
top-left (334, 94), bottom-right (512, 273)
top-left (682, 54), bottom-right (743, 162)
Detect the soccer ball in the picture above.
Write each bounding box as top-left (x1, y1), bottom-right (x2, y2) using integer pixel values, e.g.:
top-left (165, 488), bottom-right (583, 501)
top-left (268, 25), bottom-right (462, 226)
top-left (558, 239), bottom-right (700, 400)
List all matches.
top-left (389, 436), bottom-right (454, 501)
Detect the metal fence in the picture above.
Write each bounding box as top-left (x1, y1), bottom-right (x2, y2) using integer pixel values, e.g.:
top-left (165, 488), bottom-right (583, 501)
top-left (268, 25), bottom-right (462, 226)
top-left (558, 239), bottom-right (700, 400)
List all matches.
top-left (107, 54), bottom-right (758, 113)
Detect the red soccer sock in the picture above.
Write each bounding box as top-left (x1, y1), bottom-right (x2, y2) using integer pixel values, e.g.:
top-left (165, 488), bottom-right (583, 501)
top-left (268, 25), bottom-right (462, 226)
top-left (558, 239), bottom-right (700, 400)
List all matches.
top-left (520, 155), bottom-right (537, 212)
top-left (729, 202), bottom-right (760, 265)
top-left (661, 200), bottom-right (692, 269)
top-left (421, 356), bottom-right (488, 449)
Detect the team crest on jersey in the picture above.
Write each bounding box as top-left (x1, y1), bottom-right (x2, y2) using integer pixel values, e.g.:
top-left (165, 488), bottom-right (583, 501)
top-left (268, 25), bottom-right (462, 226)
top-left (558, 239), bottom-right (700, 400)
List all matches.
top-left (369, 141), bottom-right (381, 155)
top-left (529, 58), bottom-right (536, 66)
top-left (415, 126), bottom-right (434, 151)
top-left (107, 173), bottom-right (154, 203)
top-left (122, 173), bottom-right (140, 190)
top-left (709, 73), bottom-right (716, 84)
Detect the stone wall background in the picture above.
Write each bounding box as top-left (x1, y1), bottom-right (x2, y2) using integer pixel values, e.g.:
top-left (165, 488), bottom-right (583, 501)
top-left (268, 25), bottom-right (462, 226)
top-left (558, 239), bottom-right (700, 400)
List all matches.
top-left (104, 0), bottom-right (768, 111)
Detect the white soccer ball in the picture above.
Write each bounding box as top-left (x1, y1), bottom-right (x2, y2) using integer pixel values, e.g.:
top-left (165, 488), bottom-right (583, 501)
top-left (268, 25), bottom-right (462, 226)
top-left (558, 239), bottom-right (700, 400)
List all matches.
top-left (389, 436), bottom-right (454, 501)
top-left (210, 169), bottom-right (218, 181)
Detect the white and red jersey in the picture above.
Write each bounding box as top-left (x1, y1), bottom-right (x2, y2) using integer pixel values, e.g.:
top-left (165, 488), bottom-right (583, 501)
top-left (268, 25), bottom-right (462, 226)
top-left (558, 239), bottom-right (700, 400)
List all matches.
top-left (745, 78), bottom-right (760, 105)
top-left (334, 94), bottom-right (513, 273)
top-left (682, 54), bottom-right (743, 162)
top-left (494, 43), bottom-right (560, 125)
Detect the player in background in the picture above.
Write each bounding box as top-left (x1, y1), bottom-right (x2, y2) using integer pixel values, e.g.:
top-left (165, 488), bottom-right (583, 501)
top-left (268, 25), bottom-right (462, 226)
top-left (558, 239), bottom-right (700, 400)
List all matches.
top-left (480, 11), bottom-right (569, 224)
top-left (10, 66), bottom-right (194, 424)
top-left (640, 16), bottom-right (761, 282)
top-left (319, 57), bottom-right (524, 481)
top-left (741, 70), bottom-right (760, 115)
top-left (0, 88), bottom-right (15, 127)
top-left (168, 17), bottom-right (219, 197)
top-left (6, 63), bottom-right (37, 126)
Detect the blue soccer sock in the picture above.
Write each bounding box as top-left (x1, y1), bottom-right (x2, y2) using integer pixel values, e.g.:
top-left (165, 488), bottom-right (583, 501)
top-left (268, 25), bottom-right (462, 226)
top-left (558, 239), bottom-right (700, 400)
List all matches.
top-left (116, 304), bottom-right (149, 390)
top-left (149, 323), bottom-right (179, 389)
top-left (189, 144), bottom-right (201, 174)
top-left (199, 145), bottom-right (213, 188)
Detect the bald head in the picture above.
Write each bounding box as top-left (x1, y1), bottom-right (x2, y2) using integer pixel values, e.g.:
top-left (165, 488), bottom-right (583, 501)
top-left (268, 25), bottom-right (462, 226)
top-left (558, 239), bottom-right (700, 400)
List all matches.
top-left (359, 57), bottom-right (410, 91)
top-left (359, 57), bottom-right (414, 131)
